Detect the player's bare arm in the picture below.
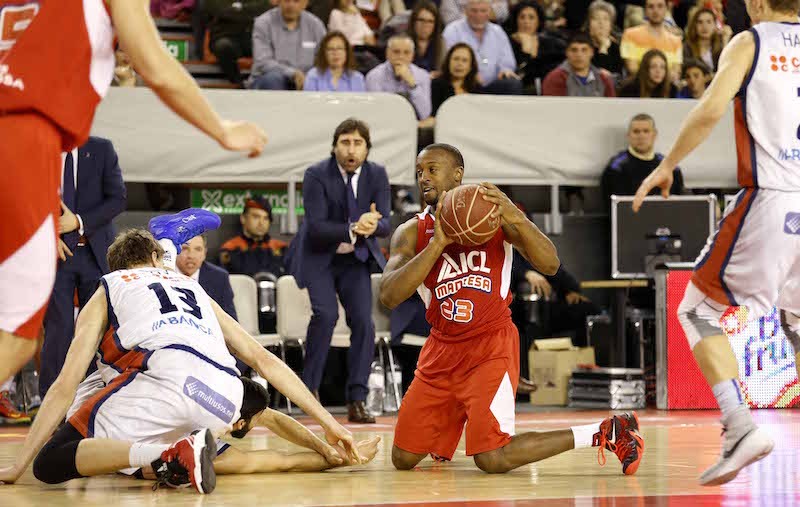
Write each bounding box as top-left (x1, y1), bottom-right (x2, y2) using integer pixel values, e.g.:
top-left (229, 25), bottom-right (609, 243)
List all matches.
top-left (108, 0), bottom-right (268, 156)
top-left (380, 197), bottom-right (454, 309)
top-left (633, 32), bottom-right (755, 212)
top-left (210, 301), bottom-right (363, 464)
top-left (252, 408), bottom-right (346, 465)
top-left (0, 288), bottom-right (108, 484)
top-left (478, 183), bottom-right (560, 275)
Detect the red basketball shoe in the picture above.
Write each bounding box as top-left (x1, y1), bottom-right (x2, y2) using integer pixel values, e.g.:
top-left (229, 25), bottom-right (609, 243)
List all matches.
top-left (594, 412), bottom-right (644, 475)
top-left (151, 428), bottom-right (217, 494)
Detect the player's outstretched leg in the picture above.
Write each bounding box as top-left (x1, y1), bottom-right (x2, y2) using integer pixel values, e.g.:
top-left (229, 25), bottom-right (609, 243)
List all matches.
top-left (148, 208), bottom-right (221, 270)
top-left (151, 428), bottom-right (218, 494)
top-left (471, 412), bottom-right (643, 475)
top-left (678, 282), bottom-right (774, 486)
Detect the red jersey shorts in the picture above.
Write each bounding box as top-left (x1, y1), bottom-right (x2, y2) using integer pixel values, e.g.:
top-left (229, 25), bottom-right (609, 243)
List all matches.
top-left (393, 319), bottom-right (519, 459)
top-left (0, 113), bottom-right (61, 339)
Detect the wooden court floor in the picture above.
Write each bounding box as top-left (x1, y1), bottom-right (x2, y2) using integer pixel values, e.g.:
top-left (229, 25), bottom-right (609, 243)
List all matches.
top-left (2, 407), bottom-right (800, 506)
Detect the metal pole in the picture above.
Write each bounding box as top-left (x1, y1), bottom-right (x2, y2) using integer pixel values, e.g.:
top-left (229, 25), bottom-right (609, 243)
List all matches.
top-left (287, 179), bottom-right (298, 234)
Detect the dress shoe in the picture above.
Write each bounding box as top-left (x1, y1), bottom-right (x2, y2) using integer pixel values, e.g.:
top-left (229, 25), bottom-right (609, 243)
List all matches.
top-left (518, 376), bottom-right (537, 394)
top-left (347, 400), bottom-right (376, 424)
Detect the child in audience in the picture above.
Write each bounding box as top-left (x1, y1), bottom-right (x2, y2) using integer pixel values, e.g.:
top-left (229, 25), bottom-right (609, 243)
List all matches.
top-left (677, 59), bottom-right (711, 99)
top-left (329, 0), bottom-right (377, 46)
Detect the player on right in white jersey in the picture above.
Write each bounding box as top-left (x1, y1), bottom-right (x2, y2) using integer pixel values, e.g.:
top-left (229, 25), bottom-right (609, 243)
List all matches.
top-left (633, 0), bottom-right (800, 486)
top-left (0, 211), bottom-right (365, 493)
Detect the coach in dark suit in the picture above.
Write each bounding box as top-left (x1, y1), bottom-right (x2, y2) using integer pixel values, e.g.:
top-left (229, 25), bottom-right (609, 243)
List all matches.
top-left (286, 118), bottom-right (391, 423)
top-left (176, 235), bottom-right (238, 320)
top-left (41, 137), bottom-right (127, 397)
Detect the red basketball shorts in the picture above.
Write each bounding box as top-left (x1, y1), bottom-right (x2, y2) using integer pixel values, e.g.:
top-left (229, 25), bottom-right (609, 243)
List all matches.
top-left (0, 113), bottom-right (61, 339)
top-left (393, 320), bottom-right (520, 459)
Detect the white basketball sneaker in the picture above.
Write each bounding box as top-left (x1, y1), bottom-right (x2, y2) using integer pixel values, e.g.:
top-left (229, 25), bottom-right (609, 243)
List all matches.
top-left (699, 425), bottom-right (774, 486)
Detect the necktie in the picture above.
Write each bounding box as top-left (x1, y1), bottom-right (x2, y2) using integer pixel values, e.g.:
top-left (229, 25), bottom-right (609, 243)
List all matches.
top-left (63, 153), bottom-right (79, 250)
top-left (347, 173), bottom-right (368, 262)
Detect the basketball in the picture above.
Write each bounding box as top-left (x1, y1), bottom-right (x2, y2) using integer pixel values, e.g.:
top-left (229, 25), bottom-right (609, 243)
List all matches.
top-left (439, 184), bottom-right (501, 246)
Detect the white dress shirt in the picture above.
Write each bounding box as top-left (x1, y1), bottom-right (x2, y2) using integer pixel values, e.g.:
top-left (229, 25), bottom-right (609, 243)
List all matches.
top-left (336, 164), bottom-right (361, 254)
top-left (60, 148), bottom-right (85, 238)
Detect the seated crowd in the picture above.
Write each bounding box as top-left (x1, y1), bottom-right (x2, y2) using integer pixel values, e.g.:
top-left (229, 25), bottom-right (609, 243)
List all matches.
top-left (112, 0), bottom-right (739, 120)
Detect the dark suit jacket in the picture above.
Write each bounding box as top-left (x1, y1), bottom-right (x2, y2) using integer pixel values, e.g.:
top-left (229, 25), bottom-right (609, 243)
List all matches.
top-left (74, 137), bottom-right (127, 273)
top-left (286, 156), bottom-right (391, 288)
top-left (198, 262), bottom-right (238, 320)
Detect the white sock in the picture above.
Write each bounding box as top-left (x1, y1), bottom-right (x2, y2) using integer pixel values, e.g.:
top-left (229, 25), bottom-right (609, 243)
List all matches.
top-left (129, 443), bottom-right (170, 468)
top-left (571, 422), bottom-right (601, 449)
top-left (712, 379), bottom-right (746, 420)
top-left (157, 239), bottom-right (177, 272)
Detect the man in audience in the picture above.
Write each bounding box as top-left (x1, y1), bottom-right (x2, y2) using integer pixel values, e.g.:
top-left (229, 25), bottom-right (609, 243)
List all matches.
top-left (366, 35), bottom-right (432, 122)
top-left (440, 0), bottom-right (510, 26)
top-left (41, 137), bottom-right (127, 399)
top-left (677, 59), bottom-right (711, 99)
top-left (601, 113), bottom-right (684, 204)
top-left (285, 118), bottom-right (391, 423)
top-left (442, 0), bottom-right (522, 94)
top-left (250, 0), bottom-right (327, 90)
top-left (220, 197), bottom-right (287, 278)
top-left (203, 0), bottom-right (272, 87)
top-left (542, 32), bottom-right (615, 97)
top-left (177, 235), bottom-right (238, 320)
top-left (620, 0), bottom-right (682, 80)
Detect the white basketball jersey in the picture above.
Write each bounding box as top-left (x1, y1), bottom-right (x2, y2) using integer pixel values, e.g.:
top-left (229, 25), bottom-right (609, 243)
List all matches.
top-left (97, 268), bottom-right (238, 376)
top-left (735, 21), bottom-right (800, 190)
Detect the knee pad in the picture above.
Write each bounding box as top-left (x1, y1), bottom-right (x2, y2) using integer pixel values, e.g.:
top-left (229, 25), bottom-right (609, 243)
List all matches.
top-left (780, 310), bottom-right (800, 352)
top-left (677, 282), bottom-right (729, 349)
top-left (33, 423), bottom-right (84, 484)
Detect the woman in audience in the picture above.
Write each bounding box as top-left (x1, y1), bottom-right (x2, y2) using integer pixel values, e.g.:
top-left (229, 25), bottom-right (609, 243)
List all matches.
top-left (505, 0), bottom-right (566, 93)
top-left (408, 1), bottom-right (445, 73)
top-left (304, 31), bottom-right (367, 92)
top-left (583, 0), bottom-right (622, 76)
top-left (617, 49), bottom-right (678, 98)
top-left (431, 43), bottom-right (482, 116)
top-left (683, 7), bottom-right (730, 72)
top-left (329, 0), bottom-right (377, 46)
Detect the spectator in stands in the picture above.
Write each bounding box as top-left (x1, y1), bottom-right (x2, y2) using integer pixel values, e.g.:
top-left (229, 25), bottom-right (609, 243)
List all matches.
top-left (543, 0), bottom-right (567, 32)
top-left (219, 197), bottom-right (288, 277)
top-left (113, 49), bottom-right (137, 87)
top-left (408, 1), bottom-right (446, 73)
top-left (617, 48), bottom-right (678, 97)
top-left (250, 0), bottom-right (327, 90)
top-left (542, 32), bottom-right (615, 97)
top-left (204, 0), bottom-right (272, 86)
top-left (328, 0), bottom-right (376, 45)
top-left (305, 31), bottom-right (366, 91)
top-left (505, 0), bottom-right (565, 93)
top-left (41, 137), bottom-right (127, 398)
top-left (441, 0), bottom-right (510, 26)
top-left (584, 0), bottom-right (622, 76)
top-left (366, 34), bottom-right (432, 121)
top-left (683, 7), bottom-right (730, 73)
top-left (431, 42), bottom-right (483, 115)
top-left (601, 113), bottom-right (684, 203)
top-left (443, 0), bottom-right (522, 95)
top-left (620, 0), bottom-right (682, 80)
top-left (677, 58), bottom-right (711, 99)
top-left (284, 118), bottom-right (391, 423)
top-left (177, 235), bottom-right (238, 320)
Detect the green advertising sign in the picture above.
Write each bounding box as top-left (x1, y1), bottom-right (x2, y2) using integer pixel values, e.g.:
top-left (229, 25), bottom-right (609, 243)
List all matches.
top-left (164, 39), bottom-right (188, 62)
top-left (191, 189), bottom-right (304, 215)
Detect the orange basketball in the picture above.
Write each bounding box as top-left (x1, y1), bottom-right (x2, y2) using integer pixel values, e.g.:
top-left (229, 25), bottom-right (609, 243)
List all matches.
top-left (439, 184), bottom-right (501, 246)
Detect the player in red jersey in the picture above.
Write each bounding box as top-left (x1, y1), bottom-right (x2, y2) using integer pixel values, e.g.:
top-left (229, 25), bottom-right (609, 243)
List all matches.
top-left (0, 0), bottom-right (268, 390)
top-left (381, 144), bottom-right (644, 474)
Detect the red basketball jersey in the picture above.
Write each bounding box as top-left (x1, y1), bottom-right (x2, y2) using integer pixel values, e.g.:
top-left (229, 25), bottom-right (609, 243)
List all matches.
top-left (415, 206), bottom-right (514, 342)
top-left (0, 0), bottom-right (114, 150)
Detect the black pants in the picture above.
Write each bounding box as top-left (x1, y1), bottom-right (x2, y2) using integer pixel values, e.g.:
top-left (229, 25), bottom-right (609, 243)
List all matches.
top-left (33, 422), bottom-right (85, 484)
top-left (210, 32), bottom-right (252, 86)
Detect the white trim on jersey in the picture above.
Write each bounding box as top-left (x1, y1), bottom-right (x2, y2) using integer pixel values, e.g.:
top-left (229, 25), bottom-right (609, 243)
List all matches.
top-left (83, 0), bottom-right (114, 98)
top-left (417, 205), bottom-right (434, 308)
top-left (499, 241), bottom-right (513, 299)
top-left (0, 215), bottom-right (56, 332)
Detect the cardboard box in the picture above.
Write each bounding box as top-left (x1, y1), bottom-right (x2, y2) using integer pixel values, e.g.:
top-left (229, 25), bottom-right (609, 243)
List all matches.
top-left (529, 338), bottom-right (595, 406)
